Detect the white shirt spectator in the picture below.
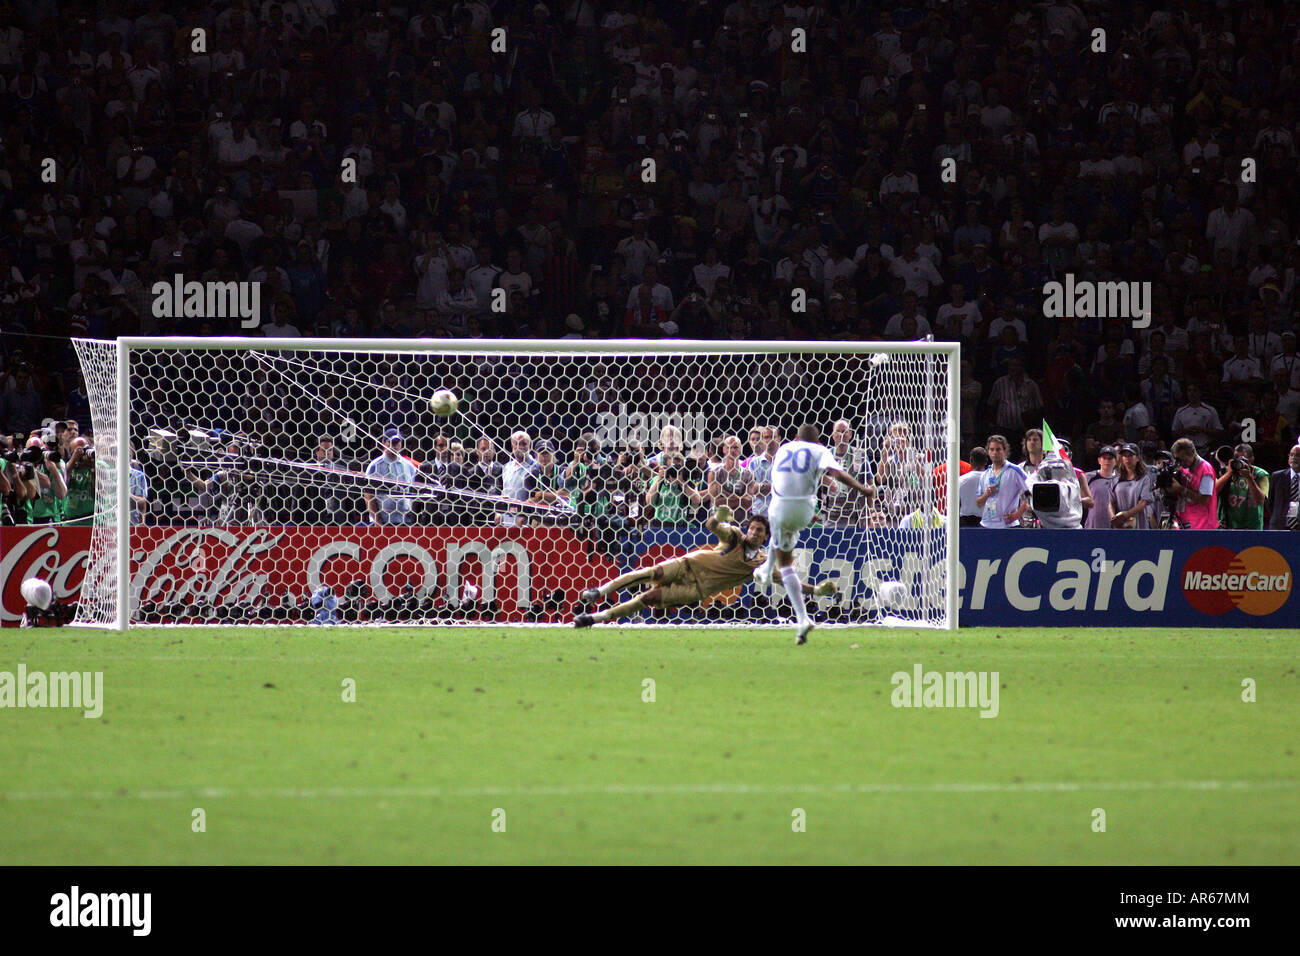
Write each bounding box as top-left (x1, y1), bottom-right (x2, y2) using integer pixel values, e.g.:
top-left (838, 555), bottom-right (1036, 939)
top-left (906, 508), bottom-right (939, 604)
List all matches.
top-left (936, 299), bottom-right (982, 336)
top-left (1269, 352), bottom-right (1300, 390)
top-left (889, 254), bottom-right (944, 299)
top-left (879, 170), bottom-right (920, 201)
top-left (1222, 355), bottom-right (1264, 385)
top-left (1182, 138), bottom-right (1220, 165)
top-left (988, 315), bottom-right (1028, 343)
top-left (466, 263), bottom-right (501, 309)
top-left (692, 260), bottom-right (731, 297)
top-left (615, 235), bottom-right (659, 278)
top-left (261, 319), bottom-right (301, 337)
top-left (626, 282), bottom-right (674, 313)
top-left (218, 133), bottom-right (259, 166)
top-left (821, 256), bottom-right (856, 298)
top-left (1246, 329), bottom-right (1282, 366)
top-left (512, 107), bottom-right (556, 141)
top-left (1170, 401), bottom-right (1223, 451)
top-left (1078, 156), bottom-right (1116, 180)
top-left (1205, 205), bottom-right (1256, 260)
top-left (414, 251), bottom-right (449, 309)
top-left (958, 468), bottom-right (983, 518)
top-left (884, 311), bottom-right (932, 338)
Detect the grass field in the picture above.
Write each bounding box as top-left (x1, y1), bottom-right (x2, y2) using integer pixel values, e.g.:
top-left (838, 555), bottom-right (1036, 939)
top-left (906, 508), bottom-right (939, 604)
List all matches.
top-left (0, 625), bottom-right (1296, 865)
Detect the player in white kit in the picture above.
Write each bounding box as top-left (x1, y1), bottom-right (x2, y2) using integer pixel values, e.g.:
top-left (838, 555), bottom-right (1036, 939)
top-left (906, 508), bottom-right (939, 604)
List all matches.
top-left (753, 424), bottom-right (873, 644)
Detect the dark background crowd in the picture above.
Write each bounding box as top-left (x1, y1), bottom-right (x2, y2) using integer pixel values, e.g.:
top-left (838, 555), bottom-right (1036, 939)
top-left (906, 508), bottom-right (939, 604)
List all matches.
top-left (2, 0), bottom-right (1299, 531)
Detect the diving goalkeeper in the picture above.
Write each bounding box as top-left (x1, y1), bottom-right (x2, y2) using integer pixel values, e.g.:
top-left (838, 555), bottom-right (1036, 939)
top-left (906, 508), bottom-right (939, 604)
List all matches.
top-left (573, 506), bottom-right (837, 627)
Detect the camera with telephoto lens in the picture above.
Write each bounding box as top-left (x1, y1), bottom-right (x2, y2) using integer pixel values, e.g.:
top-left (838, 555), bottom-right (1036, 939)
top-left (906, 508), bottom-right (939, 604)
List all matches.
top-left (1214, 445), bottom-right (1250, 476)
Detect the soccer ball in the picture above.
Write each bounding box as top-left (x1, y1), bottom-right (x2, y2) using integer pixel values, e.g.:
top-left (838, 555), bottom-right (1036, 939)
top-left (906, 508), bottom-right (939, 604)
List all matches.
top-left (429, 389), bottom-right (459, 416)
top-left (878, 581), bottom-right (907, 610)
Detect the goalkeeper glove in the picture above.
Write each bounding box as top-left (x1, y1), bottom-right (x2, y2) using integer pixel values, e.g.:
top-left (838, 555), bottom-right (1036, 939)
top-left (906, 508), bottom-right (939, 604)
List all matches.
top-left (814, 580), bottom-right (839, 597)
top-left (713, 505), bottom-right (734, 525)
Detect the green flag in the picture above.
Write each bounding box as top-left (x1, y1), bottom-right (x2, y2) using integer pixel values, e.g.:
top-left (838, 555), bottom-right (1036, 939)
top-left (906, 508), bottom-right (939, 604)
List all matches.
top-left (1041, 420), bottom-right (1059, 457)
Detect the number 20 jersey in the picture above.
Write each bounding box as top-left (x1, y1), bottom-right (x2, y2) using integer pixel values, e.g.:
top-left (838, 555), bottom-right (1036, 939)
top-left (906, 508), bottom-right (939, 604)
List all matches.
top-left (770, 441), bottom-right (842, 500)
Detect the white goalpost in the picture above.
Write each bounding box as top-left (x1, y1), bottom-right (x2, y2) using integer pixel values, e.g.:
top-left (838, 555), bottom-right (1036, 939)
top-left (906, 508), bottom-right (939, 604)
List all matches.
top-left (72, 338), bottom-right (960, 631)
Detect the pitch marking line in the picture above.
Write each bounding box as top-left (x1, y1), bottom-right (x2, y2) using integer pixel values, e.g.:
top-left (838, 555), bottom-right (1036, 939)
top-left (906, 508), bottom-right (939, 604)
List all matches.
top-left (2, 780), bottom-right (1296, 802)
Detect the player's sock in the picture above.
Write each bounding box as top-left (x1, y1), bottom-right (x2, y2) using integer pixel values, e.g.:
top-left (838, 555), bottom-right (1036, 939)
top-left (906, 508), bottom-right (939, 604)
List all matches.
top-left (598, 572), bottom-right (632, 598)
top-left (781, 566), bottom-right (809, 628)
top-left (593, 595), bottom-right (646, 623)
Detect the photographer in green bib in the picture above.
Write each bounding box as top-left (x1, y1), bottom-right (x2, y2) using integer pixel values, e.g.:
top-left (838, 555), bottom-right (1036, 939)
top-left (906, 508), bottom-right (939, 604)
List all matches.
top-left (645, 449), bottom-right (705, 526)
top-left (63, 437), bottom-right (98, 526)
top-left (1215, 443), bottom-right (1268, 529)
top-left (18, 435), bottom-right (67, 525)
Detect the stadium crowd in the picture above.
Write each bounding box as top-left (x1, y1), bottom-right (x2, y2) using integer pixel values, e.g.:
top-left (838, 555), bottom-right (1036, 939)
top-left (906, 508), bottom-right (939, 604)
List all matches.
top-left (1, 0), bottom-right (1299, 533)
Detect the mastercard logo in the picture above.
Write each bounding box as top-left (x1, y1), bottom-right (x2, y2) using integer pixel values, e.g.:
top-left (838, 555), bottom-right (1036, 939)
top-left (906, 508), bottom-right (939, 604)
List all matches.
top-left (1181, 546), bottom-right (1293, 616)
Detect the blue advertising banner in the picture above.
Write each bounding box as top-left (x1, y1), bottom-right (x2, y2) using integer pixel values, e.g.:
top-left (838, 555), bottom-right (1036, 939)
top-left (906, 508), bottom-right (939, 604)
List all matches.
top-left (956, 529), bottom-right (1298, 628)
top-left (628, 526), bottom-right (1298, 628)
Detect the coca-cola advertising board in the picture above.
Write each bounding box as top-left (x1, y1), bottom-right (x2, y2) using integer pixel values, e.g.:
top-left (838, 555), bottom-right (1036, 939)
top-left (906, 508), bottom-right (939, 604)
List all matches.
top-left (1, 525), bottom-right (621, 625)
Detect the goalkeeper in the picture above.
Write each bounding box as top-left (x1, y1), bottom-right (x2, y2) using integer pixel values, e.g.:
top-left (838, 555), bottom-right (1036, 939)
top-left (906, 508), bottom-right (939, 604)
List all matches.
top-left (574, 506), bottom-right (837, 627)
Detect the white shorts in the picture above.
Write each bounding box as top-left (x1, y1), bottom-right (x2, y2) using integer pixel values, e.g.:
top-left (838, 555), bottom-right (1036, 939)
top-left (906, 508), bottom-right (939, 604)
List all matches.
top-left (768, 495), bottom-right (816, 551)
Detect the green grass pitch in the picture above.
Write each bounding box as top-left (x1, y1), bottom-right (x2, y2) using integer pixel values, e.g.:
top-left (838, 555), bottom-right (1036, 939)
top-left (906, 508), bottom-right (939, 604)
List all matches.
top-left (1, 626), bottom-right (1296, 864)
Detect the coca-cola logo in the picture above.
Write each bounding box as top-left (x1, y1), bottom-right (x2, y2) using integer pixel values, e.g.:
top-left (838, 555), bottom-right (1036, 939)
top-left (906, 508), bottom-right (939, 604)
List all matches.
top-left (0, 528), bottom-right (91, 623)
top-left (133, 527), bottom-right (281, 608)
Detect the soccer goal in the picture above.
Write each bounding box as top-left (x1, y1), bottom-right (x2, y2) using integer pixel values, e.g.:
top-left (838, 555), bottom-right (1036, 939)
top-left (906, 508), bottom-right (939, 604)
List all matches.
top-left (71, 338), bottom-right (960, 630)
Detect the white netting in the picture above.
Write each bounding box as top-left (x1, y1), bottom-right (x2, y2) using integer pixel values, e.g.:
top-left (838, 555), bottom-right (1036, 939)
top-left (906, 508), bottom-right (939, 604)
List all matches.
top-left (73, 340), bottom-right (957, 628)
top-left (71, 338), bottom-right (122, 628)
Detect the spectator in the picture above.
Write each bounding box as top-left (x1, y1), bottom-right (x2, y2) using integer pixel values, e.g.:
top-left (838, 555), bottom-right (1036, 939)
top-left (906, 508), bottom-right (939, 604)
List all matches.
top-left (1111, 444), bottom-right (1156, 530)
top-left (986, 358), bottom-right (1044, 446)
top-left (363, 428), bottom-right (417, 526)
top-left (975, 435), bottom-right (1030, 528)
top-left (1083, 446), bottom-right (1121, 530)
top-left (1266, 445), bottom-right (1300, 531)
top-left (525, 440), bottom-right (565, 508)
top-left (958, 446), bottom-right (989, 526)
top-left (500, 430), bottom-right (538, 527)
top-left (707, 435), bottom-right (755, 522)
top-left (466, 438), bottom-right (503, 496)
top-left (1170, 383), bottom-right (1224, 455)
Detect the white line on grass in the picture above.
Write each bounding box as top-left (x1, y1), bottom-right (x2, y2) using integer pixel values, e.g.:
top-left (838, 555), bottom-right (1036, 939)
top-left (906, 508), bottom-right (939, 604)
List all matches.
top-left (2, 779), bottom-right (1296, 802)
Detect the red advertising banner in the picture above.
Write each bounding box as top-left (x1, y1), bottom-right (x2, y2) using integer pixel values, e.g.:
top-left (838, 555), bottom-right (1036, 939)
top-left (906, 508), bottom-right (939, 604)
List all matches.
top-left (2, 526), bottom-right (621, 625)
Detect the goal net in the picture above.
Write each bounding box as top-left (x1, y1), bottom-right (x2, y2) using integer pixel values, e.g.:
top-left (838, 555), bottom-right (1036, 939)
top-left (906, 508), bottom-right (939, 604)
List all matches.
top-left (71, 338), bottom-right (959, 630)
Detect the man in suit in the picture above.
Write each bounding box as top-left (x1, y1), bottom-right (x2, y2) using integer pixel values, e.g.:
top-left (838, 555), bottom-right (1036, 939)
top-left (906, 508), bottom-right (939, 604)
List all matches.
top-left (1267, 444), bottom-right (1300, 530)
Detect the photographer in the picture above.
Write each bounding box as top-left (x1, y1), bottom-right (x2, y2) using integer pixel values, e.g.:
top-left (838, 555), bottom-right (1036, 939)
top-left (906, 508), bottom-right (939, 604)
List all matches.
top-left (1, 435), bottom-right (34, 524)
top-left (17, 436), bottom-right (67, 525)
top-left (185, 438), bottom-right (266, 526)
top-left (1168, 437), bottom-right (1219, 530)
top-left (1215, 443), bottom-right (1268, 529)
top-left (63, 437), bottom-right (97, 526)
top-left (645, 450), bottom-right (705, 526)
top-left (609, 445), bottom-right (650, 529)
top-left (565, 437), bottom-right (612, 519)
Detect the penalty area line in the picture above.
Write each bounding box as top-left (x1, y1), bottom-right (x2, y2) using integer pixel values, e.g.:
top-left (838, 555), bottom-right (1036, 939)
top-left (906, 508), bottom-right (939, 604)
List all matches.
top-left (2, 779), bottom-right (1297, 802)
